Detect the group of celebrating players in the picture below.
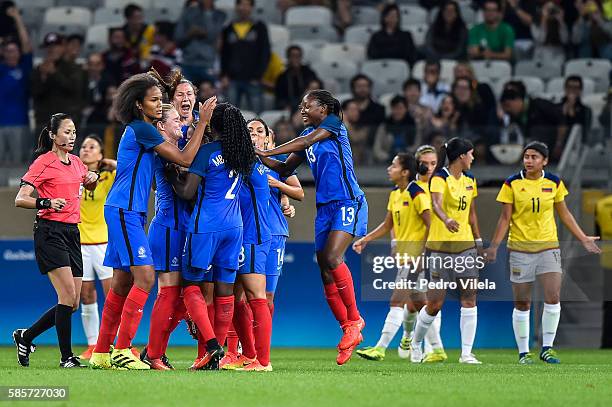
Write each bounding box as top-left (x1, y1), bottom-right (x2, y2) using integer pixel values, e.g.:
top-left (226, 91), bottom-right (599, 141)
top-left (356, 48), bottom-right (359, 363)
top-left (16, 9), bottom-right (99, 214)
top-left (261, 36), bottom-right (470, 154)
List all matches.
top-left (12, 67), bottom-right (601, 371)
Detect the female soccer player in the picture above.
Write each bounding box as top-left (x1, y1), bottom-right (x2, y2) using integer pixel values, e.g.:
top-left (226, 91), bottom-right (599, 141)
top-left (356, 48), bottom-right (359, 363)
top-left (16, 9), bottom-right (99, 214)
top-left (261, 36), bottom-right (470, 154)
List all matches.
top-left (14, 113), bottom-right (99, 368)
top-left (89, 73), bottom-right (216, 370)
top-left (168, 70), bottom-right (198, 130)
top-left (256, 89), bottom-right (368, 365)
top-left (78, 136), bottom-right (117, 360)
top-left (171, 103), bottom-right (256, 370)
top-left (410, 137), bottom-right (483, 364)
top-left (353, 146), bottom-right (447, 363)
top-left (486, 141), bottom-right (601, 364)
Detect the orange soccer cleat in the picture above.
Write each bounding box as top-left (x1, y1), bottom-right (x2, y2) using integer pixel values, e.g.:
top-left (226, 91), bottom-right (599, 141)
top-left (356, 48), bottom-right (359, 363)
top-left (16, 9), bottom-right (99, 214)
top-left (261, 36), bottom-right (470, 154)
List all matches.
top-left (237, 359), bottom-right (272, 372)
top-left (338, 317), bottom-right (365, 350)
top-left (79, 345), bottom-right (95, 360)
top-left (337, 334), bottom-right (363, 365)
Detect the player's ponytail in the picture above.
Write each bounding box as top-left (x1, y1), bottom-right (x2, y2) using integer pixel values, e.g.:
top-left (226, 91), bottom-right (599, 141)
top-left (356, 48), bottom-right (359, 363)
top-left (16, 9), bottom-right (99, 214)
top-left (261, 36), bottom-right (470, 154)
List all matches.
top-left (34, 113), bottom-right (72, 159)
top-left (444, 137), bottom-right (473, 163)
top-left (396, 152), bottom-right (417, 182)
top-left (211, 103), bottom-right (255, 177)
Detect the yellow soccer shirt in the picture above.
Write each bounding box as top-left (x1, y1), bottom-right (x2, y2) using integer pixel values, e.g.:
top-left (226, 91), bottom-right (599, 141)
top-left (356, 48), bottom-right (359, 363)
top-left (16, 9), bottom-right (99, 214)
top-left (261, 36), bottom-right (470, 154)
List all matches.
top-left (387, 180), bottom-right (431, 256)
top-left (78, 170), bottom-right (116, 244)
top-left (426, 167), bottom-right (478, 253)
top-left (496, 170), bottom-right (568, 253)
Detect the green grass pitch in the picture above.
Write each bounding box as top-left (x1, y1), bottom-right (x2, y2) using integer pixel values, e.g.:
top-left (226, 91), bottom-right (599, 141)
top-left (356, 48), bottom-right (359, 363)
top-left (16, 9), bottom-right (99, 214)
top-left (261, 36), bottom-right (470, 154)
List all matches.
top-left (1, 347), bottom-right (611, 406)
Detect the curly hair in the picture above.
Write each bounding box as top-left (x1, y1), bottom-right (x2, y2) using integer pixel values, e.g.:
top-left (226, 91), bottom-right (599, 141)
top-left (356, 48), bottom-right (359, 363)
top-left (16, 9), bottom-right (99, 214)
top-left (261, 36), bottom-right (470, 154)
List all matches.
top-left (112, 73), bottom-right (161, 124)
top-left (210, 103), bottom-right (255, 176)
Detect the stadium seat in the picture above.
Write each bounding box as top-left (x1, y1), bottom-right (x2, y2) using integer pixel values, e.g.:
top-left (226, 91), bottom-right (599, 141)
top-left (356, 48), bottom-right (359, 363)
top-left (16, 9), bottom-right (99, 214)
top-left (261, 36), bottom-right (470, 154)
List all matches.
top-left (564, 59), bottom-right (611, 93)
top-left (361, 59), bottom-right (410, 96)
top-left (290, 41), bottom-right (322, 65)
top-left (285, 6), bottom-right (333, 27)
top-left (38, 23), bottom-right (87, 43)
top-left (85, 24), bottom-right (113, 54)
top-left (547, 77), bottom-right (596, 96)
top-left (151, 0), bottom-right (174, 8)
top-left (289, 26), bottom-right (339, 43)
top-left (412, 59), bottom-right (456, 83)
top-left (260, 110), bottom-right (290, 128)
top-left (398, 5), bottom-right (428, 24)
top-left (336, 93), bottom-right (353, 104)
top-left (56, 0), bottom-right (100, 8)
top-left (254, 1), bottom-right (282, 24)
top-left (268, 24), bottom-right (290, 59)
top-left (18, 7), bottom-right (46, 29)
top-left (44, 7), bottom-right (92, 26)
top-left (353, 6), bottom-right (379, 25)
top-left (404, 24), bottom-right (427, 47)
top-left (145, 7), bottom-right (182, 23)
top-left (344, 24), bottom-right (378, 45)
top-left (471, 60), bottom-right (512, 83)
top-left (15, 0), bottom-right (54, 7)
top-left (515, 60), bottom-right (562, 81)
top-left (93, 7), bottom-right (123, 24)
top-left (215, 0), bottom-right (234, 9)
top-left (582, 93), bottom-right (607, 130)
top-left (493, 76), bottom-right (545, 98)
top-left (378, 92), bottom-right (397, 115)
top-left (105, 0), bottom-right (152, 8)
top-left (311, 60), bottom-right (358, 93)
top-left (320, 44), bottom-right (366, 65)
top-left (537, 92), bottom-right (564, 103)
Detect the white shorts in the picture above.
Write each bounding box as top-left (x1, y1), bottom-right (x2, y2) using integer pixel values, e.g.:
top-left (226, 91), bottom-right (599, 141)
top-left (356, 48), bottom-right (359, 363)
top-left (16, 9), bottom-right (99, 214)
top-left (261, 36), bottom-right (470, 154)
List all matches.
top-left (509, 249), bottom-right (562, 284)
top-left (395, 266), bottom-right (428, 293)
top-left (428, 248), bottom-right (480, 282)
top-left (81, 244), bottom-right (113, 282)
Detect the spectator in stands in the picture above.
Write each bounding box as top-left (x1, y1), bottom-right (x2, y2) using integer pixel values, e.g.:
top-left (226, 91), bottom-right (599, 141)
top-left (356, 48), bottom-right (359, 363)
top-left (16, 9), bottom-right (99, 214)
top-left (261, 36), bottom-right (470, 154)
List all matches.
top-left (122, 3), bottom-right (155, 62)
top-left (501, 87), bottom-right (568, 161)
top-left (0, 3), bottom-right (31, 164)
top-left (367, 3), bottom-right (416, 67)
top-left (150, 21), bottom-right (182, 79)
top-left (0, 1), bottom-right (17, 40)
top-left (64, 34), bottom-right (84, 65)
top-left (62, 34), bottom-right (87, 131)
top-left (220, 0), bottom-right (271, 113)
top-left (290, 77), bottom-right (325, 130)
top-left (419, 59), bottom-right (450, 114)
top-left (468, 0), bottom-right (515, 61)
top-left (502, 0), bottom-right (537, 57)
top-left (422, 95), bottom-right (460, 142)
top-left (453, 60), bottom-right (497, 114)
top-left (372, 96), bottom-right (419, 164)
top-left (273, 117), bottom-right (296, 145)
top-left (31, 33), bottom-right (84, 155)
top-left (342, 99), bottom-right (370, 165)
top-left (599, 89), bottom-right (611, 138)
top-left (559, 75), bottom-right (593, 138)
top-left (349, 74), bottom-right (386, 133)
top-left (334, 0), bottom-right (354, 36)
top-left (531, 2), bottom-right (569, 64)
top-left (424, 0), bottom-right (469, 60)
top-left (175, 0), bottom-right (226, 85)
top-left (198, 79), bottom-right (218, 103)
top-left (274, 45), bottom-right (319, 112)
top-left (403, 77), bottom-right (433, 142)
top-left (572, 0), bottom-right (612, 59)
top-left (82, 53), bottom-right (113, 140)
top-left (103, 27), bottom-right (140, 85)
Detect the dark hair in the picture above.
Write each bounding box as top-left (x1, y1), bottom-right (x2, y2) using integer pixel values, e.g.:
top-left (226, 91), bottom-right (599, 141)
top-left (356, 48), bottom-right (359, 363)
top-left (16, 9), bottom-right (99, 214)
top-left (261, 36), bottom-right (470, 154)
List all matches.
top-left (341, 99), bottom-right (357, 110)
top-left (403, 78), bottom-right (421, 91)
top-left (112, 73), bottom-right (161, 124)
top-left (565, 75), bottom-right (583, 89)
top-left (396, 152), bottom-right (417, 181)
top-left (431, 1), bottom-right (466, 49)
top-left (523, 141), bottom-right (549, 159)
top-left (500, 87), bottom-right (523, 102)
top-left (210, 103), bottom-right (256, 176)
top-left (350, 74), bottom-right (372, 91)
top-left (155, 21), bottom-right (175, 41)
top-left (124, 4), bottom-right (143, 19)
top-left (390, 95), bottom-right (407, 107)
top-left (503, 80), bottom-right (527, 99)
top-left (380, 3), bottom-right (401, 30)
top-left (82, 135), bottom-right (106, 168)
top-left (305, 89), bottom-right (342, 119)
top-left (483, 0), bottom-right (500, 10)
top-left (34, 113), bottom-right (73, 158)
top-left (286, 45), bottom-right (303, 58)
top-left (157, 68), bottom-right (197, 101)
top-left (443, 137), bottom-right (473, 162)
top-left (247, 117), bottom-right (271, 148)
top-left (235, 0), bottom-right (255, 5)
top-left (425, 59), bottom-right (441, 71)
top-left (67, 33), bottom-right (84, 44)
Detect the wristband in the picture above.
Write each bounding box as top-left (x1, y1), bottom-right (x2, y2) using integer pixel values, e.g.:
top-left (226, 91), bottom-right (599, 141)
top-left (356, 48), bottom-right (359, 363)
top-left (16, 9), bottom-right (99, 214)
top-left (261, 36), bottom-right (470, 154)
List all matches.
top-left (475, 238), bottom-right (484, 248)
top-left (36, 198), bottom-right (51, 209)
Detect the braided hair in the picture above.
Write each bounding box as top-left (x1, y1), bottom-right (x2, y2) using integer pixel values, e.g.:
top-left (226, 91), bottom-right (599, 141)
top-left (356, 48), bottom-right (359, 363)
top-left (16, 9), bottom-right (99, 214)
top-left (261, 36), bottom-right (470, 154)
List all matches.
top-left (210, 103), bottom-right (256, 176)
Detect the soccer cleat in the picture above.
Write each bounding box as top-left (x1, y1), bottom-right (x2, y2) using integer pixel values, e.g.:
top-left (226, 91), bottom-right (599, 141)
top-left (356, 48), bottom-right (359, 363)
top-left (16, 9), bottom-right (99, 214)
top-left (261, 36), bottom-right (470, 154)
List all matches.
top-left (338, 317), bottom-right (365, 350)
top-left (398, 337), bottom-right (411, 359)
top-left (129, 346), bottom-right (141, 359)
top-left (337, 334), bottom-right (363, 365)
top-left (80, 345), bottom-right (95, 360)
top-left (423, 349), bottom-right (448, 363)
top-left (237, 359), bottom-right (273, 372)
top-left (221, 353), bottom-right (256, 370)
top-left (160, 354), bottom-right (174, 369)
top-left (519, 352), bottom-right (534, 364)
top-left (356, 346), bottom-right (385, 361)
top-left (459, 353), bottom-right (482, 364)
top-left (219, 352), bottom-right (239, 369)
top-left (148, 358), bottom-right (172, 370)
top-left (89, 352), bottom-right (112, 369)
top-left (111, 348), bottom-right (151, 370)
top-left (193, 347), bottom-right (224, 370)
top-left (410, 343), bottom-right (423, 363)
top-left (185, 314), bottom-right (199, 340)
top-left (189, 357), bottom-right (202, 371)
top-left (13, 329), bottom-right (36, 367)
top-left (539, 348), bottom-right (560, 364)
top-left (60, 355), bottom-right (88, 368)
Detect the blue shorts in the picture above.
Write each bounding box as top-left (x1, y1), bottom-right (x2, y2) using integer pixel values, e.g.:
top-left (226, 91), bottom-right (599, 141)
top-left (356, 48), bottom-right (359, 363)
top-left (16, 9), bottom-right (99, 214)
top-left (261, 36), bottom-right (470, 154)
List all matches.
top-left (265, 235), bottom-right (286, 294)
top-left (148, 221), bottom-right (186, 273)
top-left (314, 195), bottom-right (368, 252)
top-left (189, 265), bottom-right (236, 284)
top-left (182, 227), bottom-right (242, 282)
top-left (104, 206), bottom-right (153, 271)
top-left (238, 239), bottom-right (271, 275)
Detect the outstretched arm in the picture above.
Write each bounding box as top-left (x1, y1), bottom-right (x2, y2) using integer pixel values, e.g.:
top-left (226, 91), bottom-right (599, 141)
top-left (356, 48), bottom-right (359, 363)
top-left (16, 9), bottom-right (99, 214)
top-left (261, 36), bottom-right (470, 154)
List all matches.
top-left (259, 153), bottom-right (305, 178)
top-left (257, 127), bottom-right (333, 157)
top-left (555, 201), bottom-right (601, 253)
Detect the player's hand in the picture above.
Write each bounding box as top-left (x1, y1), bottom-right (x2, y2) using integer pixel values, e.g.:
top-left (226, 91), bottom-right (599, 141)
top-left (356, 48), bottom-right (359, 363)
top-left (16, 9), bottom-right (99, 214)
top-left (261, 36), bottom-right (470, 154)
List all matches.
top-left (581, 236), bottom-right (601, 254)
top-left (50, 198), bottom-right (66, 211)
top-left (352, 238), bottom-right (368, 254)
top-left (84, 171), bottom-right (98, 185)
top-left (254, 147), bottom-right (268, 157)
top-left (267, 175), bottom-right (281, 188)
top-left (282, 204), bottom-right (295, 218)
top-left (444, 218), bottom-right (460, 232)
top-left (484, 247), bottom-right (497, 263)
top-left (6, 6), bottom-right (19, 19)
top-left (198, 96), bottom-right (217, 123)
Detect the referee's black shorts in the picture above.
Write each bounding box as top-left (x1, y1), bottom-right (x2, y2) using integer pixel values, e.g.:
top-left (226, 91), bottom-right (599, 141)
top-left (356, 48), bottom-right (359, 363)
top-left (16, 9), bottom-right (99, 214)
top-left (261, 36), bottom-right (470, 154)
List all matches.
top-left (33, 218), bottom-right (83, 277)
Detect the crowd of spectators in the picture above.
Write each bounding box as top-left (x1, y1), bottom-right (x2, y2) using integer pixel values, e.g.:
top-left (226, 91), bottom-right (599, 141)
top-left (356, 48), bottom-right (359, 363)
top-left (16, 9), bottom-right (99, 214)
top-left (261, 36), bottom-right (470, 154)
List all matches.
top-left (0, 0), bottom-right (610, 166)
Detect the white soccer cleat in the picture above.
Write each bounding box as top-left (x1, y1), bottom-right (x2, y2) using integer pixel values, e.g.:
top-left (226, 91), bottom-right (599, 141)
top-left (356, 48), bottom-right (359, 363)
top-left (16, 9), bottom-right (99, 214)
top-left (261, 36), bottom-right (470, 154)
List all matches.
top-left (397, 336), bottom-right (411, 359)
top-left (409, 343), bottom-right (423, 363)
top-left (459, 353), bottom-right (482, 364)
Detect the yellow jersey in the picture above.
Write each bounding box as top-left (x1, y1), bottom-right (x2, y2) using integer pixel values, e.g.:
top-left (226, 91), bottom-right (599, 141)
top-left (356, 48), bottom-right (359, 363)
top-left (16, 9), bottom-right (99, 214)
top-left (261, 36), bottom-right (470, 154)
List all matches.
top-left (79, 170), bottom-right (116, 245)
top-left (387, 179), bottom-right (431, 256)
top-left (595, 194), bottom-right (612, 268)
top-left (496, 170), bottom-right (568, 253)
top-left (426, 167), bottom-right (478, 253)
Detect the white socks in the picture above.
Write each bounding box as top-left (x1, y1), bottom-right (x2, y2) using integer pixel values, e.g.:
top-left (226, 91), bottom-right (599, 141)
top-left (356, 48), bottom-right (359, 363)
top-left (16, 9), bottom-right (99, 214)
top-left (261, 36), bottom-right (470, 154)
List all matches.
top-left (402, 305), bottom-right (418, 339)
top-left (412, 306), bottom-right (436, 346)
top-left (460, 306), bottom-right (477, 356)
top-left (425, 311), bottom-right (443, 352)
top-left (542, 302), bottom-right (561, 348)
top-left (81, 302), bottom-right (100, 346)
top-left (375, 306), bottom-right (404, 349)
top-left (512, 308), bottom-right (530, 354)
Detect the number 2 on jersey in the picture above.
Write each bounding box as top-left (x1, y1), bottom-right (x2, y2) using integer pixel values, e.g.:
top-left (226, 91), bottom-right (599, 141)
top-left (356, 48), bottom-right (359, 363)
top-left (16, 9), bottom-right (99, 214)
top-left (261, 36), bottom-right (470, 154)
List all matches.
top-left (225, 171), bottom-right (240, 200)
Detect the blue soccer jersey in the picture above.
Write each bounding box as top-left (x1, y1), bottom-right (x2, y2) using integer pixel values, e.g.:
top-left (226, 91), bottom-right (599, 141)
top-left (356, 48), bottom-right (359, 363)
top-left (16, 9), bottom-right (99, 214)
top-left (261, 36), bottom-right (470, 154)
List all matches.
top-left (188, 141), bottom-right (243, 234)
top-left (105, 120), bottom-right (164, 212)
top-left (151, 156), bottom-right (191, 230)
top-left (296, 114), bottom-right (364, 205)
top-left (239, 161), bottom-right (272, 244)
top-left (268, 170), bottom-right (289, 238)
